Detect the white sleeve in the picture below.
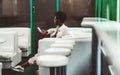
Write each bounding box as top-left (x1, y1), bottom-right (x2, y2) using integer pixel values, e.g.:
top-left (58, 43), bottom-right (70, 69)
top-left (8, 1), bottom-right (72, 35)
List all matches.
top-left (57, 26), bottom-right (74, 38)
top-left (47, 28), bottom-right (55, 35)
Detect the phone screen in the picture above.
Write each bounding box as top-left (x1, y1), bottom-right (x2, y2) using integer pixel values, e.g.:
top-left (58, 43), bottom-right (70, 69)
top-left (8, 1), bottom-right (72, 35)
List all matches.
top-left (37, 27), bottom-right (42, 33)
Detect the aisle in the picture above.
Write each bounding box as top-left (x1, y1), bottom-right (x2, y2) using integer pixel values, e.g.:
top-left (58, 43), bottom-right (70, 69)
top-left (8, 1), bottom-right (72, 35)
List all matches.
top-left (2, 64), bottom-right (38, 75)
top-left (2, 57), bottom-right (38, 75)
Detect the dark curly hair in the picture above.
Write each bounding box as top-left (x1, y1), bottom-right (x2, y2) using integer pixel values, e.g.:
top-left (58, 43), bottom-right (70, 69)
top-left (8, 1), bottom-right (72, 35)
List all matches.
top-left (55, 11), bottom-right (67, 23)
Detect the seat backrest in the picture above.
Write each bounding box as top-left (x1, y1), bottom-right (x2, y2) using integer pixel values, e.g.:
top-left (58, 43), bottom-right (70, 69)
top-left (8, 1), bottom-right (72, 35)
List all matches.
top-left (68, 27), bottom-right (92, 33)
top-left (0, 27), bottom-right (31, 49)
top-left (38, 38), bottom-right (75, 55)
top-left (0, 31), bottom-right (18, 54)
top-left (82, 17), bottom-right (108, 22)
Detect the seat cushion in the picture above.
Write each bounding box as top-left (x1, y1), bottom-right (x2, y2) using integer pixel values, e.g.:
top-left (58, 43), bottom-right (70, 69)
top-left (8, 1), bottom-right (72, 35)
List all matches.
top-left (37, 55), bottom-right (68, 67)
top-left (50, 43), bottom-right (74, 50)
top-left (45, 48), bottom-right (71, 56)
top-left (54, 40), bottom-right (75, 45)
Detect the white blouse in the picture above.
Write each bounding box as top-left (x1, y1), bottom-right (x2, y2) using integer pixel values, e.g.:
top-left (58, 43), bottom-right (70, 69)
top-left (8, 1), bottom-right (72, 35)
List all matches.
top-left (47, 24), bottom-right (73, 38)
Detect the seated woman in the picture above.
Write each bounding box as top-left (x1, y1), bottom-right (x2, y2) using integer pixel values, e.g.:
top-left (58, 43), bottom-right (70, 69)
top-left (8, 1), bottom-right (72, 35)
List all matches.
top-left (12, 11), bottom-right (73, 73)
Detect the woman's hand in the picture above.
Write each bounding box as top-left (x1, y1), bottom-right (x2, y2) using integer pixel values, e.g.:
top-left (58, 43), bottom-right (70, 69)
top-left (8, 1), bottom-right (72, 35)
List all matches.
top-left (41, 29), bottom-right (48, 35)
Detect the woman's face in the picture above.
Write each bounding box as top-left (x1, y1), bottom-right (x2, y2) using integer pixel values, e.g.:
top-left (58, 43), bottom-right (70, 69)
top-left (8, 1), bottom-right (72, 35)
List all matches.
top-left (54, 16), bottom-right (60, 25)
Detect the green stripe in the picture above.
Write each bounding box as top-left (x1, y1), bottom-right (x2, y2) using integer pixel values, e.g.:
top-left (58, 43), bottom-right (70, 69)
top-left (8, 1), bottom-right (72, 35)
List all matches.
top-left (98, 0), bottom-right (101, 17)
top-left (109, 0), bottom-right (117, 20)
top-left (30, 0), bottom-right (33, 28)
top-left (101, 0), bottom-right (107, 18)
top-left (95, 0), bottom-right (98, 16)
top-left (30, 0), bottom-right (35, 56)
top-left (55, 0), bottom-right (59, 12)
top-left (95, 0), bottom-right (117, 20)
top-left (95, 0), bottom-right (101, 17)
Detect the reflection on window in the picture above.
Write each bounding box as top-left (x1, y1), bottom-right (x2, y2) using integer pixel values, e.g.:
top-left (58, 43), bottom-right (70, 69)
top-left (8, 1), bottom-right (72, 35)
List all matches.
top-left (60, 0), bottom-right (95, 26)
top-left (0, 0), bottom-right (30, 27)
top-left (2, 0), bottom-right (17, 16)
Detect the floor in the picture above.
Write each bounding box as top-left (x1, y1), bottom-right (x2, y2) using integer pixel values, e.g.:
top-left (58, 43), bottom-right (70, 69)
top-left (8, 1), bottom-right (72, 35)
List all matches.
top-left (2, 57), bottom-right (38, 75)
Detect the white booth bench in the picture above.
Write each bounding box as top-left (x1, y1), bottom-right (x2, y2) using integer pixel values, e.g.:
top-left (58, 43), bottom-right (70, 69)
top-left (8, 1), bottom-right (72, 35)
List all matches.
top-left (81, 17), bottom-right (109, 27)
top-left (0, 27), bottom-right (31, 57)
top-left (0, 31), bottom-right (22, 69)
top-left (37, 27), bottom-right (92, 75)
top-left (69, 27), bottom-right (92, 33)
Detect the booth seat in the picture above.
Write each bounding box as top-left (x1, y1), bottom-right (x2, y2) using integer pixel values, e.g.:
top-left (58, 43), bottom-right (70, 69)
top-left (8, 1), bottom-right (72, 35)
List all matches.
top-left (38, 38), bottom-right (75, 75)
top-left (0, 27), bottom-right (31, 57)
top-left (0, 31), bottom-right (22, 69)
top-left (38, 38), bottom-right (75, 55)
top-left (68, 27), bottom-right (92, 75)
top-left (68, 27), bottom-right (92, 40)
top-left (38, 28), bottom-right (92, 55)
top-left (37, 55), bottom-right (68, 75)
top-left (38, 27), bottom-right (92, 75)
top-left (38, 39), bottom-right (92, 75)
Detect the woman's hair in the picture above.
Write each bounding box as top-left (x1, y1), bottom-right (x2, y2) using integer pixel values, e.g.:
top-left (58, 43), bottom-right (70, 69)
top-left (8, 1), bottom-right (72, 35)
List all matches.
top-left (55, 11), bottom-right (67, 23)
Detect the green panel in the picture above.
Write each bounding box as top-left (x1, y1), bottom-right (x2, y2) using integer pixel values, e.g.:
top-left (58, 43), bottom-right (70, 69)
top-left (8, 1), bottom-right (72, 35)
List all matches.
top-left (101, 0), bottom-right (107, 18)
top-left (109, 0), bottom-right (117, 21)
top-left (55, 0), bottom-right (59, 12)
top-left (95, 0), bottom-right (117, 20)
top-left (95, 0), bottom-right (98, 16)
top-left (98, 0), bottom-right (101, 17)
top-left (95, 0), bottom-right (101, 17)
top-left (30, 0), bottom-right (35, 56)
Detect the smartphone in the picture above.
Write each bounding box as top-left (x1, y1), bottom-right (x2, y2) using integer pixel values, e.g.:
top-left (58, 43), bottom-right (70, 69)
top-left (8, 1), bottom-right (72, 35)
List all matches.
top-left (37, 27), bottom-right (42, 33)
